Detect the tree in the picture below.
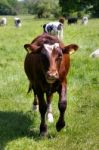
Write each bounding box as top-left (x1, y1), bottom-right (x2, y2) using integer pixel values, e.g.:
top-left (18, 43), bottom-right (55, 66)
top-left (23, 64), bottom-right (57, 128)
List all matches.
top-left (0, 0), bottom-right (12, 15)
top-left (59, 0), bottom-right (99, 17)
top-left (79, 0), bottom-right (99, 17)
top-left (24, 0), bottom-right (61, 18)
top-left (59, 0), bottom-right (80, 17)
top-left (0, 0), bottom-right (27, 15)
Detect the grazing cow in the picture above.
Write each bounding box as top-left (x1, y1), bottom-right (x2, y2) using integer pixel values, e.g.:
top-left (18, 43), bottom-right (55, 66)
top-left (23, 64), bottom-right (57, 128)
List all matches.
top-left (82, 16), bottom-right (88, 25)
top-left (67, 17), bottom-right (78, 25)
top-left (0, 17), bottom-right (7, 26)
top-left (43, 17), bottom-right (65, 40)
top-left (90, 49), bottom-right (99, 58)
top-left (24, 33), bottom-right (78, 136)
top-left (14, 17), bottom-right (22, 27)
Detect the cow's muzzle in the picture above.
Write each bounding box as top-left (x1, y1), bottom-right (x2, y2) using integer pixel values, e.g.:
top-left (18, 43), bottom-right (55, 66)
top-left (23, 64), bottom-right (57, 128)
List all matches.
top-left (46, 71), bottom-right (59, 84)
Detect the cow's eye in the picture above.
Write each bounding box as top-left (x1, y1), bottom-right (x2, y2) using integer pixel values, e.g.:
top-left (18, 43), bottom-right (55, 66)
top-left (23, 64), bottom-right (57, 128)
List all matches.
top-left (59, 56), bottom-right (62, 59)
top-left (56, 56), bottom-right (62, 62)
top-left (58, 54), bottom-right (62, 59)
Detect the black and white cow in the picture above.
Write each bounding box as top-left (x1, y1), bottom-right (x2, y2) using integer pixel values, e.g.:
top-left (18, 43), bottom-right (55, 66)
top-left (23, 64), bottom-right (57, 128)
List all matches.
top-left (0, 17), bottom-right (7, 26)
top-left (14, 17), bottom-right (22, 27)
top-left (43, 18), bottom-right (65, 40)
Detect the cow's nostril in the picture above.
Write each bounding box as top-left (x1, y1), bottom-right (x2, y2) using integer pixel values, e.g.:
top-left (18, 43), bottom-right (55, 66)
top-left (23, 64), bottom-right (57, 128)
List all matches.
top-left (55, 72), bottom-right (58, 77)
top-left (53, 72), bottom-right (58, 79)
top-left (47, 71), bottom-right (51, 77)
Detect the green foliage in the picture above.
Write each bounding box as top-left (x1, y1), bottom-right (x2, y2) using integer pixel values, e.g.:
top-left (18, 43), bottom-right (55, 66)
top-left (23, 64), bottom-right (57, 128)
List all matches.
top-left (59, 0), bottom-right (79, 17)
top-left (0, 0), bottom-right (12, 15)
top-left (0, 0), bottom-right (61, 18)
top-left (0, 16), bottom-right (99, 150)
top-left (24, 0), bottom-right (61, 18)
top-left (0, 0), bottom-right (28, 15)
top-left (59, 0), bottom-right (99, 17)
top-left (0, 0), bottom-right (99, 17)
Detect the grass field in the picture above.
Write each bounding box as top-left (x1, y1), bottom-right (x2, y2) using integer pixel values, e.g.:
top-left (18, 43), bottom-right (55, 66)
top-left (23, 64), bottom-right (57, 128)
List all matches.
top-left (0, 16), bottom-right (99, 150)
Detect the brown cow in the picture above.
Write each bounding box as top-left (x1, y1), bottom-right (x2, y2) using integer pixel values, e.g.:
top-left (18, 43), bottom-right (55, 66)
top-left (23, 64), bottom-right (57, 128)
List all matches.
top-left (24, 33), bottom-right (78, 136)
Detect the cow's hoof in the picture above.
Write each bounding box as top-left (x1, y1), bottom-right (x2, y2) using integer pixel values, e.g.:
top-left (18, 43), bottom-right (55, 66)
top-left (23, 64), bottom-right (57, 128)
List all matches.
top-left (56, 120), bottom-right (65, 132)
top-left (40, 131), bottom-right (47, 136)
top-left (33, 104), bottom-right (39, 111)
top-left (40, 124), bottom-right (47, 136)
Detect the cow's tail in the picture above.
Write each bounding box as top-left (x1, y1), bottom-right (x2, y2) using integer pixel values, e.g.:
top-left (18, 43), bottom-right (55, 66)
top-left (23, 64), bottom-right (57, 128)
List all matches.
top-left (43, 24), bottom-right (46, 32)
top-left (27, 82), bottom-right (32, 94)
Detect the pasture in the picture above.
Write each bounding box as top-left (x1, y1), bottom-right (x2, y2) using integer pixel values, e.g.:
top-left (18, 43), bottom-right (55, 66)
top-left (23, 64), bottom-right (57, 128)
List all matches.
top-left (0, 16), bottom-right (99, 150)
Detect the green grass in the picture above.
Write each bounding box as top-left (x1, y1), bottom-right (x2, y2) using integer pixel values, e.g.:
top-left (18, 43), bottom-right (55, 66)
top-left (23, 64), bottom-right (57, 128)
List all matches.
top-left (0, 16), bottom-right (99, 150)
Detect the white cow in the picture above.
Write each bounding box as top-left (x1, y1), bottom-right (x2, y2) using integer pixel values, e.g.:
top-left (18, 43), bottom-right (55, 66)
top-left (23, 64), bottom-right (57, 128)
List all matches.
top-left (14, 17), bottom-right (22, 27)
top-left (0, 17), bottom-right (7, 26)
top-left (90, 49), bottom-right (99, 58)
top-left (82, 16), bottom-right (88, 25)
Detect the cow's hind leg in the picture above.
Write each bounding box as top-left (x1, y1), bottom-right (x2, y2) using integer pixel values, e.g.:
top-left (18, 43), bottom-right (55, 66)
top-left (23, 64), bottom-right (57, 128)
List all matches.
top-left (38, 94), bottom-right (47, 136)
top-left (28, 83), bottom-right (39, 111)
top-left (56, 82), bottom-right (67, 132)
top-left (33, 93), bottom-right (39, 111)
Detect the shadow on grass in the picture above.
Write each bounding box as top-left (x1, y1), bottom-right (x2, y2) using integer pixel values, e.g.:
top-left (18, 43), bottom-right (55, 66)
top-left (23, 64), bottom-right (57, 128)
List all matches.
top-left (0, 111), bottom-right (41, 150)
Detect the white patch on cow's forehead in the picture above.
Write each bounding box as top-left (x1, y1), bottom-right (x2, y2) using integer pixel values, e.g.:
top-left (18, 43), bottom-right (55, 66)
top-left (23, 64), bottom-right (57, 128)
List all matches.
top-left (54, 43), bottom-right (59, 48)
top-left (44, 43), bottom-right (60, 55)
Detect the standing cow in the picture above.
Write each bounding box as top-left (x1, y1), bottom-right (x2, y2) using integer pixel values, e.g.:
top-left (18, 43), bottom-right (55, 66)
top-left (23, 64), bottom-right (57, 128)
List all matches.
top-left (43, 17), bottom-right (65, 40)
top-left (0, 17), bottom-right (7, 26)
top-left (67, 17), bottom-right (78, 25)
top-left (14, 17), bottom-right (22, 27)
top-left (24, 33), bottom-right (79, 136)
top-left (81, 16), bottom-right (88, 25)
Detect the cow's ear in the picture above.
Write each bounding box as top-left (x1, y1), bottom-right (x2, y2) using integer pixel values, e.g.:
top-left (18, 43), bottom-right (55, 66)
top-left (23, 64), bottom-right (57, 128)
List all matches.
top-left (62, 44), bottom-right (79, 54)
top-left (24, 44), bottom-right (40, 53)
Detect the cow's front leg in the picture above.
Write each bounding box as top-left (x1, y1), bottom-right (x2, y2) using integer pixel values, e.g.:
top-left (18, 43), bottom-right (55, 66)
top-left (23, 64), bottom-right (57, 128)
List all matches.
top-left (46, 93), bottom-right (54, 123)
top-left (56, 82), bottom-right (67, 132)
top-left (38, 94), bottom-right (47, 136)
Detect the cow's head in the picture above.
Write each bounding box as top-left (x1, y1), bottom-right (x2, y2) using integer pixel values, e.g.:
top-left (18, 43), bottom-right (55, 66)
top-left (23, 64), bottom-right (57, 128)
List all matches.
top-left (24, 40), bottom-right (78, 84)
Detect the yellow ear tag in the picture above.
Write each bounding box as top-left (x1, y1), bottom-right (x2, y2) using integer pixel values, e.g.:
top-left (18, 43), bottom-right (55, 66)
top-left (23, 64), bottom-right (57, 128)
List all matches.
top-left (70, 49), bottom-right (75, 55)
